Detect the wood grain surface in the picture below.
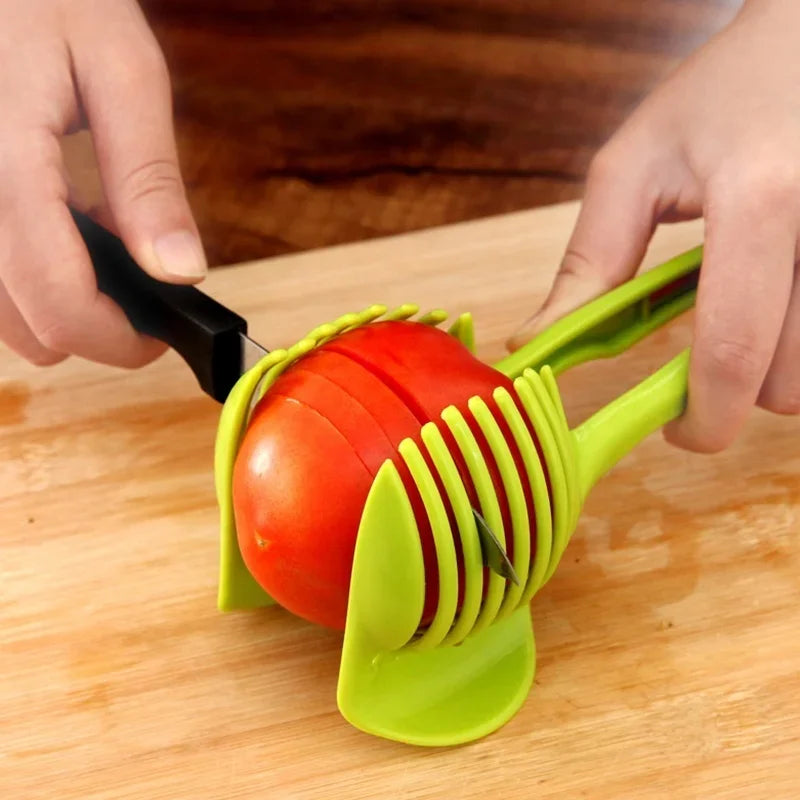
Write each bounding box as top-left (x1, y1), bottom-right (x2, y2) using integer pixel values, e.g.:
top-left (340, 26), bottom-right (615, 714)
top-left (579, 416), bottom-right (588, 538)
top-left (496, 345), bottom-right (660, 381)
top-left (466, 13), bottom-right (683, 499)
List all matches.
top-left (2, 203), bottom-right (799, 799)
top-left (123, 0), bottom-right (742, 263)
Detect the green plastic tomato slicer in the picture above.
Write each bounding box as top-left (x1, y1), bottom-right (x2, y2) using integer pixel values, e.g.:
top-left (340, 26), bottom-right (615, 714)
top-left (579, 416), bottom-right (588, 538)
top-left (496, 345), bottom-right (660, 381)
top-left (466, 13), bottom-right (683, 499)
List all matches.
top-left (214, 246), bottom-right (703, 747)
top-left (70, 209), bottom-right (701, 748)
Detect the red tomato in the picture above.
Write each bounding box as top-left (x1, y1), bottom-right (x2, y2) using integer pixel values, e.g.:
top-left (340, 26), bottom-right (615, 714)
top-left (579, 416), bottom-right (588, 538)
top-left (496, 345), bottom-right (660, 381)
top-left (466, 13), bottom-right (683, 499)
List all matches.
top-left (232, 321), bottom-right (539, 630)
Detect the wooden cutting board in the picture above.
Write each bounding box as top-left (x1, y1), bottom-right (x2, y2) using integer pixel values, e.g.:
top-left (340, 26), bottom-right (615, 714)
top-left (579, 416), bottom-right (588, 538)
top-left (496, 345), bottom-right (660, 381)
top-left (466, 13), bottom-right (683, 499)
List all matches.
top-left (1, 203), bottom-right (798, 799)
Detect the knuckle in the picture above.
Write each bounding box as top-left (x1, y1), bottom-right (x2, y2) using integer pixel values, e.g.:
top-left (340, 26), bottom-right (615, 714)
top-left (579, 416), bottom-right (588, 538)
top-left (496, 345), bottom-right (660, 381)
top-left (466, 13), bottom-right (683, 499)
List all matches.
top-left (119, 152), bottom-right (182, 204)
top-left (121, 158), bottom-right (183, 205)
top-left (714, 157), bottom-right (799, 215)
top-left (701, 336), bottom-right (765, 387)
top-left (747, 171), bottom-right (796, 213)
top-left (558, 246), bottom-right (594, 281)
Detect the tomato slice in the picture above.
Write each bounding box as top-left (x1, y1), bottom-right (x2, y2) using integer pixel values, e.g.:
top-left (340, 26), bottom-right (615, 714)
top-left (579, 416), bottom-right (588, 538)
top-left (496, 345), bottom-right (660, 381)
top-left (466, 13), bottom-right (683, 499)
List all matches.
top-left (234, 393), bottom-right (375, 630)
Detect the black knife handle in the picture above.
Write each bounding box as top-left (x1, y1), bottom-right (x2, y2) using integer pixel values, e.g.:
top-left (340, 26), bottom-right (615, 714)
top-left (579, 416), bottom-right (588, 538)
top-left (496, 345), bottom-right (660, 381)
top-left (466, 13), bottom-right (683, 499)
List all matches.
top-left (70, 209), bottom-right (246, 403)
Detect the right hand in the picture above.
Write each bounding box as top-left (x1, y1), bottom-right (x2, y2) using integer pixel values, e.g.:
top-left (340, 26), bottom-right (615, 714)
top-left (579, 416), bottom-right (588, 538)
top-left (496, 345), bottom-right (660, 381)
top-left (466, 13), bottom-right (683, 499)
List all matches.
top-left (0, 0), bottom-right (206, 369)
top-left (508, 0), bottom-right (800, 454)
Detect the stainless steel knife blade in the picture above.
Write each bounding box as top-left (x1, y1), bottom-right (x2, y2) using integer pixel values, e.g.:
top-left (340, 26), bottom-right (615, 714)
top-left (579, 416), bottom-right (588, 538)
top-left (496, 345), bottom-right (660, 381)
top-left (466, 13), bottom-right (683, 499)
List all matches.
top-left (240, 332), bottom-right (270, 374)
top-left (473, 508), bottom-right (520, 585)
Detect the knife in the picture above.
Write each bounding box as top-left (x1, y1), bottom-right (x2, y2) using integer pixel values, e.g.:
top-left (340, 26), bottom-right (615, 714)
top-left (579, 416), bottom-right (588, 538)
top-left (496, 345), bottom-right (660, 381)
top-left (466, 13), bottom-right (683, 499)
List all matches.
top-left (71, 208), bottom-right (269, 403)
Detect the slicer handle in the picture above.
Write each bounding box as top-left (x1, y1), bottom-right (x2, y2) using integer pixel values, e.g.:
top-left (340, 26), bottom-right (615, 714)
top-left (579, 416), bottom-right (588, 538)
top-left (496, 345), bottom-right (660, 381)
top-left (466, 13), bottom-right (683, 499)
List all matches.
top-left (495, 246), bottom-right (702, 379)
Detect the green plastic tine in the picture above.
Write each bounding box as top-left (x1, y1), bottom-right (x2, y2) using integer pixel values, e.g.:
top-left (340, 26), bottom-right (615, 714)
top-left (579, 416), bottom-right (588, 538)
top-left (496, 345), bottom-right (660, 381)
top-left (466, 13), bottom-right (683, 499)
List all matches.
top-left (216, 351), bottom-right (291, 610)
top-left (467, 396), bottom-right (529, 619)
top-left (303, 321), bottom-right (339, 343)
top-left (515, 372), bottom-right (570, 584)
top-left (521, 369), bottom-right (573, 582)
top-left (418, 309), bottom-right (449, 326)
top-left (341, 460), bottom-right (426, 652)
top-left (441, 406), bottom-right (506, 634)
top-left (309, 305), bottom-right (387, 347)
top-left (343, 305), bottom-right (388, 334)
top-left (493, 387), bottom-right (552, 604)
top-left (333, 311), bottom-right (362, 330)
top-left (253, 339), bottom-right (316, 406)
top-left (540, 366), bottom-right (581, 535)
top-left (315, 314), bottom-right (360, 347)
top-left (526, 369), bottom-right (578, 566)
top-left (307, 311), bottom-right (360, 347)
top-left (447, 313), bottom-right (475, 352)
top-left (421, 424), bottom-right (484, 646)
top-left (383, 304), bottom-right (420, 321)
top-left (540, 366), bottom-right (570, 437)
top-left (399, 438), bottom-right (459, 650)
top-left (245, 347), bottom-right (288, 414)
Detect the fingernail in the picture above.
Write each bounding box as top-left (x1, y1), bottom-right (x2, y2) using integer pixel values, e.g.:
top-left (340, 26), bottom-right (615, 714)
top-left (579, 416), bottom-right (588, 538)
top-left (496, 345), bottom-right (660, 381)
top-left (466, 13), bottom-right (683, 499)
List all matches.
top-left (153, 230), bottom-right (207, 279)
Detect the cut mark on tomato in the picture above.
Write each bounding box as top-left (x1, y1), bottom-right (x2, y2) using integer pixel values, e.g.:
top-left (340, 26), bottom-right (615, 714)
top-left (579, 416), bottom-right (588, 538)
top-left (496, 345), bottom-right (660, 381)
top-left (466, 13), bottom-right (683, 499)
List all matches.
top-left (326, 343), bottom-right (431, 425)
top-left (271, 390), bottom-right (377, 477)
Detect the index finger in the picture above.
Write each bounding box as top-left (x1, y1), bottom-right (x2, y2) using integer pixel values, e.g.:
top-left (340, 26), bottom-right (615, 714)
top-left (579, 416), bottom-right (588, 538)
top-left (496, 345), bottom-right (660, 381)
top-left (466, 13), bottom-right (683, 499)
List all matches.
top-left (0, 131), bottom-right (166, 367)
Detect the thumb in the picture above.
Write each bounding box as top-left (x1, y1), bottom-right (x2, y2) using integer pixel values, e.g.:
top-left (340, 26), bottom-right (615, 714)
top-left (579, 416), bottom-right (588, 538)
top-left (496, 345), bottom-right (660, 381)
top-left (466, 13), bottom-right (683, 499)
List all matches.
top-left (70, 10), bottom-right (206, 284)
top-left (507, 145), bottom-right (658, 350)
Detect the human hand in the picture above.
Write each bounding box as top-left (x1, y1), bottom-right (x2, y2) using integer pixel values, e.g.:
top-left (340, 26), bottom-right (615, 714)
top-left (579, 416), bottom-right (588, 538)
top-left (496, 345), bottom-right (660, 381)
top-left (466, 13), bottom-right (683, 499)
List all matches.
top-left (509, 0), bottom-right (800, 453)
top-left (0, 0), bottom-right (205, 369)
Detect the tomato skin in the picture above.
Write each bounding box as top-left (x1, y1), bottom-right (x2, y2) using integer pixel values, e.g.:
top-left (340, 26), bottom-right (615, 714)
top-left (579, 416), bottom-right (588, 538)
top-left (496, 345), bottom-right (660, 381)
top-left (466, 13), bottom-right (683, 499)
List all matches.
top-left (232, 321), bottom-right (538, 630)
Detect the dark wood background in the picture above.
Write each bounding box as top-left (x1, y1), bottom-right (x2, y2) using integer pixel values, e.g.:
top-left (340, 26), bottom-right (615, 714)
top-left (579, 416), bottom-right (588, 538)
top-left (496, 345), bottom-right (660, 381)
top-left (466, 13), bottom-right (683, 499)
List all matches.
top-left (139, 0), bottom-right (742, 266)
